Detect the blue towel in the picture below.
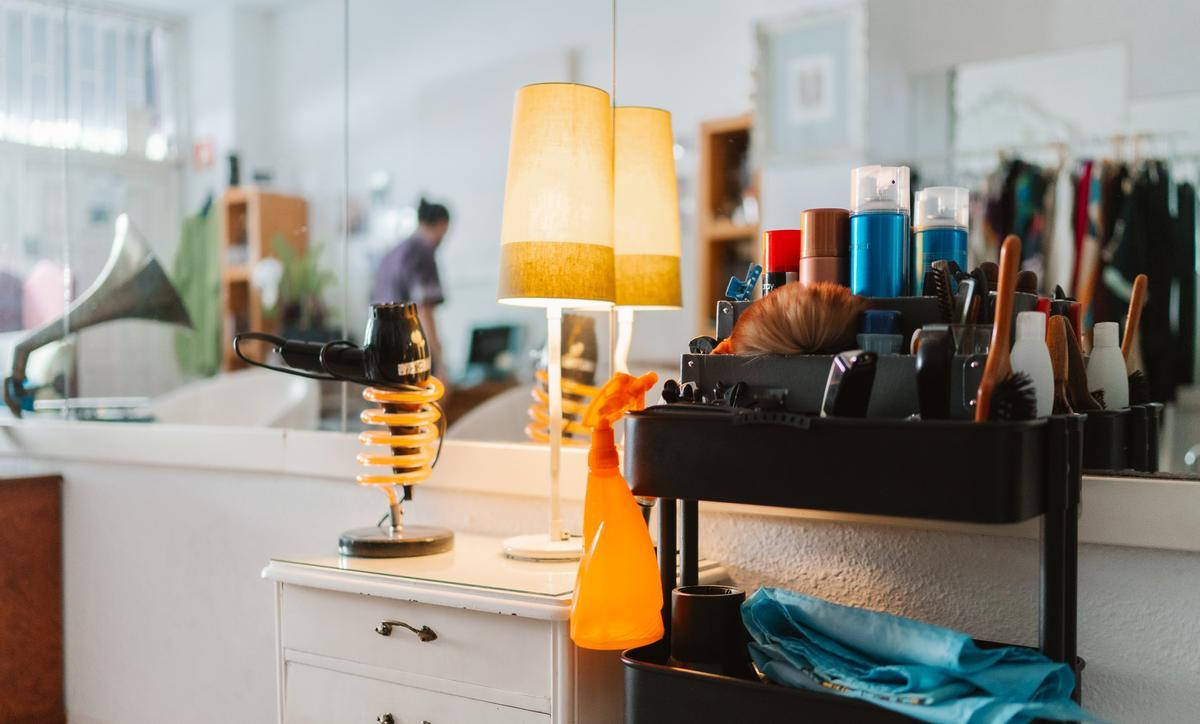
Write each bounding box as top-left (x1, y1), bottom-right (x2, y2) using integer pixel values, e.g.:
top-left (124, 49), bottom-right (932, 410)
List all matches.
top-left (742, 588), bottom-right (1099, 723)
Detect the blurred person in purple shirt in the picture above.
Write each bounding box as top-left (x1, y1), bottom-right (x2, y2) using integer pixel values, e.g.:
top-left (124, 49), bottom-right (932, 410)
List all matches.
top-left (372, 198), bottom-right (451, 377)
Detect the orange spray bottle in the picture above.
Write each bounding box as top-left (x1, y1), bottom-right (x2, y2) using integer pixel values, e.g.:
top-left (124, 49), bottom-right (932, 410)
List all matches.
top-left (570, 371), bottom-right (664, 650)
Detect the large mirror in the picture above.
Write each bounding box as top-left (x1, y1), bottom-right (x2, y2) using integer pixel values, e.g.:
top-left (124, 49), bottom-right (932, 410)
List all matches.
top-left (1, 0), bottom-right (348, 429)
top-left (341, 0), bottom-right (619, 443)
top-left (613, 0), bottom-right (1198, 476)
top-left (3, 0), bottom-right (1197, 480)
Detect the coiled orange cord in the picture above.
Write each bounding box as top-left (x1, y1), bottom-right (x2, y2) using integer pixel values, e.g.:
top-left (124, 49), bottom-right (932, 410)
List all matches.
top-left (357, 376), bottom-right (445, 506)
top-left (526, 368), bottom-right (598, 445)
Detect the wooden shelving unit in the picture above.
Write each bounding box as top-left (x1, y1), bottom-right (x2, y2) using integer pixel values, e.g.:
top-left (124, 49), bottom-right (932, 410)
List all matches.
top-left (219, 188), bottom-right (308, 370)
top-left (697, 113), bottom-right (759, 333)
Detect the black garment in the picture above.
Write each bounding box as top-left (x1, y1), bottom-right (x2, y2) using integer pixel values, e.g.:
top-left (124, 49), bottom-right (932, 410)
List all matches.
top-left (1176, 182), bottom-right (1196, 385)
top-left (1115, 162), bottom-right (1176, 401)
top-left (1093, 162), bottom-right (1131, 326)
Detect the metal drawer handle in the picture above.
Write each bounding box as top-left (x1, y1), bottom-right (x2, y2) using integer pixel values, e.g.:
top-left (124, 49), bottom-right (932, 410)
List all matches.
top-left (375, 619), bottom-right (437, 642)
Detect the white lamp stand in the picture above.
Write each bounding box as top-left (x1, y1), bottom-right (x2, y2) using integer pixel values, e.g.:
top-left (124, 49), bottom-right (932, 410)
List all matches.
top-left (503, 305), bottom-right (584, 561)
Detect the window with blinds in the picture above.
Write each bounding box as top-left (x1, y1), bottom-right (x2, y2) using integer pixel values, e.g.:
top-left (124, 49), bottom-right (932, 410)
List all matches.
top-left (0, 0), bottom-right (178, 159)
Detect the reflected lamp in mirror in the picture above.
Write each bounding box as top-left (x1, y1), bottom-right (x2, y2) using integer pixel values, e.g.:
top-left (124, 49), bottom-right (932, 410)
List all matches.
top-left (613, 106), bottom-right (683, 374)
top-left (497, 82), bottom-right (615, 562)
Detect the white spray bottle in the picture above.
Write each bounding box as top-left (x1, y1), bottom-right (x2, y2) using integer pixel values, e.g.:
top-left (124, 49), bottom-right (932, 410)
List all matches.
top-left (1009, 311), bottom-right (1053, 418)
top-left (1087, 321), bottom-right (1129, 409)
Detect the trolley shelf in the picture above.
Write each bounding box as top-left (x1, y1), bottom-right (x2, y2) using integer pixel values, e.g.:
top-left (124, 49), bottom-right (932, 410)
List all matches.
top-left (625, 406), bottom-right (1054, 524)
top-left (621, 409), bottom-right (1086, 723)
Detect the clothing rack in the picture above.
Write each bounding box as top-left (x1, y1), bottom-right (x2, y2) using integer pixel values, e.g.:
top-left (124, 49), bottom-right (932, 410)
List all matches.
top-left (903, 132), bottom-right (1200, 183)
top-left (909, 133), bottom-right (1200, 391)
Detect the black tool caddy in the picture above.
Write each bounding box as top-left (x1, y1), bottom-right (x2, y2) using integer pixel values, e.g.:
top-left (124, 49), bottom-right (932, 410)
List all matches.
top-left (620, 407), bottom-right (1087, 722)
top-left (1082, 403), bottom-right (1164, 473)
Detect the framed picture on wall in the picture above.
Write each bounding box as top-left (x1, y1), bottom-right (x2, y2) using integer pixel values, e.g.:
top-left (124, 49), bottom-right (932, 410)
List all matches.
top-left (755, 2), bottom-right (866, 163)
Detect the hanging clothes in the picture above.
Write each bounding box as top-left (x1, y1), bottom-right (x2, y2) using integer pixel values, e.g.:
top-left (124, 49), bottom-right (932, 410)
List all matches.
top-left (1075, 165), bottom-right (1105, 323)
top-left (1044, 163), bottom-right (1076, 294)
top-left (1093, 161), bottom-right (1132, 326)
top-left (1104, 162), bottom-right (1176, 401)
top-left (1176, 182), bottom-right (1196, 385)
top-left (172, 207), bottom-right (221, 377)
top-left (1071, 161), bottom-right (1093, 293)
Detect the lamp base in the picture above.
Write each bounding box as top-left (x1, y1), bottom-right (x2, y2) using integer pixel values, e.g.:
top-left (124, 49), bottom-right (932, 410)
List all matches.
top-left (502, 533), bottom-right (583, 562)
top-left (338, 525), bottom-right (454, 558)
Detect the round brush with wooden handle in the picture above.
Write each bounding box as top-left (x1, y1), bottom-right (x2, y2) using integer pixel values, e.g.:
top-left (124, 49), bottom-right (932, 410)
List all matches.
top-left (1047, 315), bottom-right (1073, 415)
top-left (975, 235), bottom-right (1036, 422)
top-left (1121, 274), bottom-right (1148, 361)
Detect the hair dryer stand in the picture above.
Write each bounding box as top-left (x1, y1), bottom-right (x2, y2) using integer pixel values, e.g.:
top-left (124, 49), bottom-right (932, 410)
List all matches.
top-left (339, 501), bottom-right (453, 558)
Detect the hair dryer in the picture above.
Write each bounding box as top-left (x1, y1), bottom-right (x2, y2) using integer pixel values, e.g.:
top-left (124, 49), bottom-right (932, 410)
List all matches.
top-left (234, 301), bottom-right (432, 389)
top-left (234, 301), bottom-right (453, 557)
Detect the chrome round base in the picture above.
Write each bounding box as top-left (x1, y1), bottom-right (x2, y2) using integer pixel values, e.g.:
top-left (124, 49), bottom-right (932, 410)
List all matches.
top-left (338, 525), bottom-right (454, 558)
top-left (502, 533), bottom-right (583, 562)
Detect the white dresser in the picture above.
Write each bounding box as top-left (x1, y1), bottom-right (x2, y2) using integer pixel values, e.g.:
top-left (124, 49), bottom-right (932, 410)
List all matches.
top-left (263, 534), bottom-right (720, 723)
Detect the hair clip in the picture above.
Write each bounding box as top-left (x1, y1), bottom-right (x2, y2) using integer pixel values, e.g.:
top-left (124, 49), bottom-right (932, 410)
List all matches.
top-left (725, 263), bottom-right (763, 302)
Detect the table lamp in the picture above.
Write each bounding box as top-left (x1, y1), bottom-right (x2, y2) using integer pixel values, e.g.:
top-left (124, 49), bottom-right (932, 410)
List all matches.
top-left (498, 82), bottom-right (615, 561)
top-left (612, 106), bottom-right (682, 373)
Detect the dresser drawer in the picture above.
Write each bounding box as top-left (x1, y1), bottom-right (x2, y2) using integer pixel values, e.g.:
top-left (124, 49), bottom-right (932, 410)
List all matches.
top-left (285, 661), bottom-right (548, 724)
top-left (280, 585), bottom-right (554, 700)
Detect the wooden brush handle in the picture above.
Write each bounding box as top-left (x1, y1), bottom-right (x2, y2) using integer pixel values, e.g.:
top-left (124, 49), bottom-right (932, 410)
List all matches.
top-left (1047, 315), bottom-right (1072, 414)
top-left (975, 235), bottom-right (1021, 422)
top-left (1122, 273), bottom-right (1148, 362)
top-left (1047, 315), bottom-right (1070, 383)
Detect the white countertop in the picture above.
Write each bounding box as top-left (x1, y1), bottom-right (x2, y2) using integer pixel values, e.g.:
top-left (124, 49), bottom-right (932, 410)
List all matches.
top-left (263, 535), bottom-right (578, 620)
top-left (5, 417), bottom-right (1200, 553)
top-left (263, 533), bottom-right (723, 621)
top-left (268, 533), bottom-right (578, 599)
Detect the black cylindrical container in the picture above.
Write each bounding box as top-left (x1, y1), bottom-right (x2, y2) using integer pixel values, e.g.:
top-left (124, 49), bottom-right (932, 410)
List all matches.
top-left (1145, 402), bottom-right (1164, 472)
top-left (1127, 405), bottom-right (1149, 471)
top-left (669, 585), bottom-right (753, 679)
top-left (1083, 409), bottom-right (1128, 471)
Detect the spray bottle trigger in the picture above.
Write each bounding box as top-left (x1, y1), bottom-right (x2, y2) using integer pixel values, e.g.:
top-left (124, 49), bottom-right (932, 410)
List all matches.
top-left (581, 372), bottom-right (659, 431)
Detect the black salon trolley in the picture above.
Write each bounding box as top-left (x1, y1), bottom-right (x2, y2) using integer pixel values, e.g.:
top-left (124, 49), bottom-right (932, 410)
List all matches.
top-left (621, 407), bottom-right (1086, 723)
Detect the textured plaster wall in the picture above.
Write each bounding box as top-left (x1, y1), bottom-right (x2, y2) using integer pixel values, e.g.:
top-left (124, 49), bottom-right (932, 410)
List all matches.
top-left (699, 512), bottom-right (1200, 723)
top-left (411, 487), bottom-right (1200, 722)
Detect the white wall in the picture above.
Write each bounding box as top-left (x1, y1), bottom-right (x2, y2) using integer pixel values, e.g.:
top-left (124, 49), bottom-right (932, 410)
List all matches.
top-left (3, 434), bottom-right (1198, 723)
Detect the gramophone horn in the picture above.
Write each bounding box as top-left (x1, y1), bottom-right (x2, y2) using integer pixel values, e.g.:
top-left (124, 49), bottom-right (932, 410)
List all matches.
top-left (4, 214), bottom-right (193, 416)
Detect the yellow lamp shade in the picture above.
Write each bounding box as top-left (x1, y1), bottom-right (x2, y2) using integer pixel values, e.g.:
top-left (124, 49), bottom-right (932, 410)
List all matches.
top-left (613, 106), bottom-right (681, 309)
top-left (499, 82), bottom-right (615, 309)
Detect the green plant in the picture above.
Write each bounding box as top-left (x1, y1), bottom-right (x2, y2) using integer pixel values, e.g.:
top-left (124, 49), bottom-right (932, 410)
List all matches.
top-left (270, 234), bottom-right (337, 332)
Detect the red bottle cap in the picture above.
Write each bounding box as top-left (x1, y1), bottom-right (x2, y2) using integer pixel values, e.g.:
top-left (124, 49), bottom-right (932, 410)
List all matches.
top-left (763, 229), bottom-right (802, 273)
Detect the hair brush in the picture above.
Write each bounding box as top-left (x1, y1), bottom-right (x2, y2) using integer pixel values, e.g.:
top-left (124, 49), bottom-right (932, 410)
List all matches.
top-left (1061, 317), bottom-right (1104, 412)
top-left (975, 235), bottom-right (1037, 422)
top-left (1122, 273), bottom-right (1152, 405)
top-left (715, 282), bottom-right (867, 356)
top-left (1047, 315), bottom-right (1073, 414)
top-left (926, 261), bottom-right (955, 323)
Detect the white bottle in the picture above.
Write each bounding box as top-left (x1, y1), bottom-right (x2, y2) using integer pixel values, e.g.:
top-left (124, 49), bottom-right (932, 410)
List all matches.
top-left (1010, 312), bottom-right (1054, 417)
top-left (1087, 321), bottom-right (1129, 409)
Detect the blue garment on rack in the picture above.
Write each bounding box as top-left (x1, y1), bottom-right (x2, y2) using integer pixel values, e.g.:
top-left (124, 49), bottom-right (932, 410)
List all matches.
top-left (742, 588), bottom-right (1099, 723)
